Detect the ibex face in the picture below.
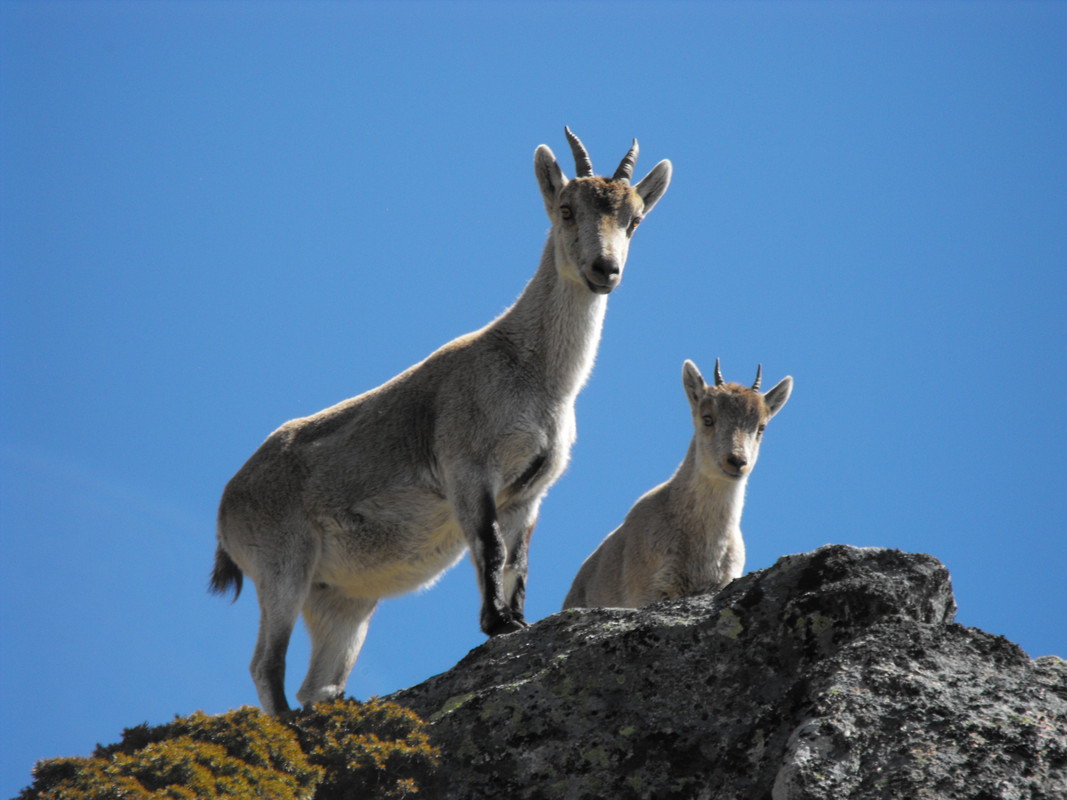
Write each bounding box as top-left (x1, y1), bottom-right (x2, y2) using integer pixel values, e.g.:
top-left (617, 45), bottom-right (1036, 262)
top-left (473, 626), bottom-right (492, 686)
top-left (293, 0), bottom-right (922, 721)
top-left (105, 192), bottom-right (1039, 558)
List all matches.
top-left (534, 127), bottom-right (672, 294)
top-left (682, 359), bottom-right (793, 482)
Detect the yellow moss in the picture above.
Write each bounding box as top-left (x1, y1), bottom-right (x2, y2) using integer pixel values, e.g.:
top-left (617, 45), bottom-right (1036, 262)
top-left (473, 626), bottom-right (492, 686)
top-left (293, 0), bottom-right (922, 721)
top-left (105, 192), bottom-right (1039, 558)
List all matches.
top-left (810, 614), bottom-right (832, 635)
top-left (717, 608), bottom-right (744, 639)
top-left (22, 708), bottom-right (319, 800)
top-left (433, 692), bottom-right (476, 720)
top-left (580, 746), bottom-right (611, 769)
top-left (289, 697), bottom-right (439, 799)
top-left (20, 698), bottom-right (437, 800)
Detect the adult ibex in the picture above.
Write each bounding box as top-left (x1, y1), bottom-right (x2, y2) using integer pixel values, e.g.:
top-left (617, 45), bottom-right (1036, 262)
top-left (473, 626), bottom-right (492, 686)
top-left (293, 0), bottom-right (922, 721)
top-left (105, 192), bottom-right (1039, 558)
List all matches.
top-left (563, 359), bottom-right (792, 610)
top-left (212, 129), bottom-right (672, 714)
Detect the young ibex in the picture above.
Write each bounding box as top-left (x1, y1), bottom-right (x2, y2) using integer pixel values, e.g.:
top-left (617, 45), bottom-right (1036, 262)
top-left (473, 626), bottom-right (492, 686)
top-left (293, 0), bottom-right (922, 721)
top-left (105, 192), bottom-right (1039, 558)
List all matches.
top-left (562, 358), bottom-right (792, 610)
top-left (211, 129), bottom-right (672, 714)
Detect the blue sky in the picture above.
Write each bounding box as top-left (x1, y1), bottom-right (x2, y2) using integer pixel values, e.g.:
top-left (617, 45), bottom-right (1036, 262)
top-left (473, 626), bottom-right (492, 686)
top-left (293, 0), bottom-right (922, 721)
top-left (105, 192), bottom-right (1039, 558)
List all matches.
top-left (2, 0), bottom-right (1065, 793)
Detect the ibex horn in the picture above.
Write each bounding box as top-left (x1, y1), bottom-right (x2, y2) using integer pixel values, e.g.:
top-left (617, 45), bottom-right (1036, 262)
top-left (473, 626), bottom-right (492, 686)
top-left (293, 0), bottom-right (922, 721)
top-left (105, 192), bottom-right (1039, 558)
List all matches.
top-left (565, 126), bottom-right (594, 178)
top-left (612, 139), bottom-right (639, 184)
top-left (714, 358), bottom-right (725, 386)
top-left (752, 364), bottom-right (763, 392)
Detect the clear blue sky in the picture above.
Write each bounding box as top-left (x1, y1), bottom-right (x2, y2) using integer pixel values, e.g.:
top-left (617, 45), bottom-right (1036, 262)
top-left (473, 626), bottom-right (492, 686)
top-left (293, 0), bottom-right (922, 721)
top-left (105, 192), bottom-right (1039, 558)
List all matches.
top-left (2, 1), bottom-right (1065, 794)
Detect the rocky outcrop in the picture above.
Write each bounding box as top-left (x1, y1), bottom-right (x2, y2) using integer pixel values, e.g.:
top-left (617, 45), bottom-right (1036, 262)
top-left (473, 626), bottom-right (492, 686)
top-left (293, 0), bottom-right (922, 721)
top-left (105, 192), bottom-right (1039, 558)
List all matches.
top-left (389, 545), bottom-right (1066, 799)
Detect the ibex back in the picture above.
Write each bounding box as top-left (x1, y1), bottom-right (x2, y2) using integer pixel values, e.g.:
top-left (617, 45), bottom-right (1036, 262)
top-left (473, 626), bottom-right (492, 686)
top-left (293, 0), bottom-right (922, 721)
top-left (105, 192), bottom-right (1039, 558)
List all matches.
top-left (563, 358), bottom-right (792, 610)
top-left (212, 129), bottom-right (672, 714)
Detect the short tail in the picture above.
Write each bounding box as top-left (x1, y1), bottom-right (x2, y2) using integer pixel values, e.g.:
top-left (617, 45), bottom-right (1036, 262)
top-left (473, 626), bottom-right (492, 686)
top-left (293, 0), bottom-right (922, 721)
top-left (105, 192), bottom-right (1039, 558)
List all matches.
top-left (209, 545), bottom-right (243, 602)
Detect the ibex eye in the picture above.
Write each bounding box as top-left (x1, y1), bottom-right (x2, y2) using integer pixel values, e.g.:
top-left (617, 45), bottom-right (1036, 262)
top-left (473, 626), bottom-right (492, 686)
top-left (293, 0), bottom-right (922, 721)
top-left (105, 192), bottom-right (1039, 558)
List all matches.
top-left (757, 424), bottom-right (766, 438)
top-left (703, 415), bottom-right (714, 428)
top-left (560, 206), bottom-right (573, 220)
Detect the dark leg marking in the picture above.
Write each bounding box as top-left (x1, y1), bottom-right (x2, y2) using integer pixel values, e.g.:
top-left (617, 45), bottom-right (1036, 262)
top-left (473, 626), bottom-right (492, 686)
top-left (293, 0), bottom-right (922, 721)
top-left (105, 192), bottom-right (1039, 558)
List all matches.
top-left (471, 490), bottom-right (525, 636)
top-left (506, 518), bottom-right (537, 620)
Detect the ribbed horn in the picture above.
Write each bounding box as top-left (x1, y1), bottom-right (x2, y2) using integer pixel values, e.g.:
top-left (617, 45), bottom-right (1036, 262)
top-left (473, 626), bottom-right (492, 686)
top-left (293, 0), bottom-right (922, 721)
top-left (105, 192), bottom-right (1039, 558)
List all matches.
top-left (565, 126), bottom-right (594, 178)
top-left (714, 358), bottom-right (725, 386)
top-left (752, 364), bottom-right (763, 392)
top-left (612, 138), bottom-right (639, 183)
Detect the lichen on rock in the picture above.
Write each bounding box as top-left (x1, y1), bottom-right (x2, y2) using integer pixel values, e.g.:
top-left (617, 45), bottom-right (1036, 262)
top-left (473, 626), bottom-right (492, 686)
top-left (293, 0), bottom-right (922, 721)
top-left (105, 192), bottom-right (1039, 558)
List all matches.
top-left (388, 545), bottom-right (1065, 799)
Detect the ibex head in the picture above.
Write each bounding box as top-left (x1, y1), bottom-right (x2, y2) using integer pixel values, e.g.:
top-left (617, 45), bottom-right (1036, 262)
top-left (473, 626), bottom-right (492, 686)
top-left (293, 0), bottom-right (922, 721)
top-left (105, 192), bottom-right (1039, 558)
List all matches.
top-left (534, 127), bottom-right (672, 294)
top-left (682, 358), bottom-right (793, 481)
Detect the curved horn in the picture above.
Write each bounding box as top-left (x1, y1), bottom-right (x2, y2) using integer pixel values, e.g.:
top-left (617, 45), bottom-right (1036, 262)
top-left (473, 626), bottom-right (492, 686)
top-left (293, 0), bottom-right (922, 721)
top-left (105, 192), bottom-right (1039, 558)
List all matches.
top-left (612, 138), bottom-right (639, 183)
top-left (565, 126), bottom-right (594, 178)
top-left (752, 364), bottom-right (763, 392)
top-left (714, 358), bottom-right (725, 386)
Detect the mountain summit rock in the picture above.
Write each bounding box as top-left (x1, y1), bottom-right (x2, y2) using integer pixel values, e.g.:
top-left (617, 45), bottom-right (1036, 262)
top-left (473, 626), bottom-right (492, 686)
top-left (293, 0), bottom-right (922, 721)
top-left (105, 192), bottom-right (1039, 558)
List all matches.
top-left (389, 544), bottom-right (1066, 799)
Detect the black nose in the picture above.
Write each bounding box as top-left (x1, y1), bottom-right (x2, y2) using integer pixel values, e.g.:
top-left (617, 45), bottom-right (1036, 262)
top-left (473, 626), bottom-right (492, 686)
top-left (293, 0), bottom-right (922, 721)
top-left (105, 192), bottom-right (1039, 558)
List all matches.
top-left (726, 454), bottom-right (748, 470)
top-left (590, 255), bottom-right (620, 282)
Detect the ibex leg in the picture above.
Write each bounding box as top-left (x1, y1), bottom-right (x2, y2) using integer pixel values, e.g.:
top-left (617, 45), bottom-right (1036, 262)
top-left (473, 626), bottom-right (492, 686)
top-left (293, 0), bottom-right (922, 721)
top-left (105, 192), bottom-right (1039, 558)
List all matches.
top-left (500, 506), bottom-right (539, 624)
top-left (250, 577), bottom-right (309, 715)
top-left (454, 484), bottom-right (526, 636)
top-left (296, 586), bottom-right (377, 708)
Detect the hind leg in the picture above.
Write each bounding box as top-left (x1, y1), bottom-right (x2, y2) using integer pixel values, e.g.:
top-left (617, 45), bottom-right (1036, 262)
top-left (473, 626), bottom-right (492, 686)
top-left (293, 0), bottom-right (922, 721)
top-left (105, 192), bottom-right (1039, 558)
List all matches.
top-left (250, 574), bottom-right (311, 716)
top-left (242, 524), bottom-right (319, 716)
top-left (296, 585), bottom-right (378, 709)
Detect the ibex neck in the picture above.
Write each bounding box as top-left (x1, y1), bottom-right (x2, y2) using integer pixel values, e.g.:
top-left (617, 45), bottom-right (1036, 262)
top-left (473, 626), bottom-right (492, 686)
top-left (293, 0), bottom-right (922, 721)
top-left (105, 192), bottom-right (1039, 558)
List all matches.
top-left (493, 233), bottom-right (608, 400)
top-left (673, 440), bottom-right (747, 532)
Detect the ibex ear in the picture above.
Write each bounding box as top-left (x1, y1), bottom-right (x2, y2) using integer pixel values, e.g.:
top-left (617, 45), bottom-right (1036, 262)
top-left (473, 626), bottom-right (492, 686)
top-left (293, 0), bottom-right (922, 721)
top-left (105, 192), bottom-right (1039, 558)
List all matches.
top-left (635, 159), bottom-right (672, 215)
top-left (682, 359), bottom-right (706, 410)
top-left (763, 376), bottom-right (793, 419)
top-left (535, 145), bottom-right (568, 217)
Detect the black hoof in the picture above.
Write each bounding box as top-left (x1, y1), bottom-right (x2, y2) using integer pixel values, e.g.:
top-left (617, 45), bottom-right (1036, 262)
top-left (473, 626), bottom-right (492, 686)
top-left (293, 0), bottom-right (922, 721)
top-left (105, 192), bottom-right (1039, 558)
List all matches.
top-left (486, 617), bottom-right (528, 636)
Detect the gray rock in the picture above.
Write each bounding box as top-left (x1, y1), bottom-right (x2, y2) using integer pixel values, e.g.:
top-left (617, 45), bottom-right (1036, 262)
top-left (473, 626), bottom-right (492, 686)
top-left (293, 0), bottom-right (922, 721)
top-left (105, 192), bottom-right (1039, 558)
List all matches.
top-left (387, 545), bottom-right (1066, 799)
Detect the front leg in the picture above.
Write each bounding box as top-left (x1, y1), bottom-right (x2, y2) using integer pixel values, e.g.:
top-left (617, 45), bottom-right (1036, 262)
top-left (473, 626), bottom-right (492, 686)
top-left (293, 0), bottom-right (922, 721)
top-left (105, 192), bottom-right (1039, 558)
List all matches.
top-left (501, 514), bottom-right (537, 625)
top-left (454, 485), bottom-right (527, 636)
